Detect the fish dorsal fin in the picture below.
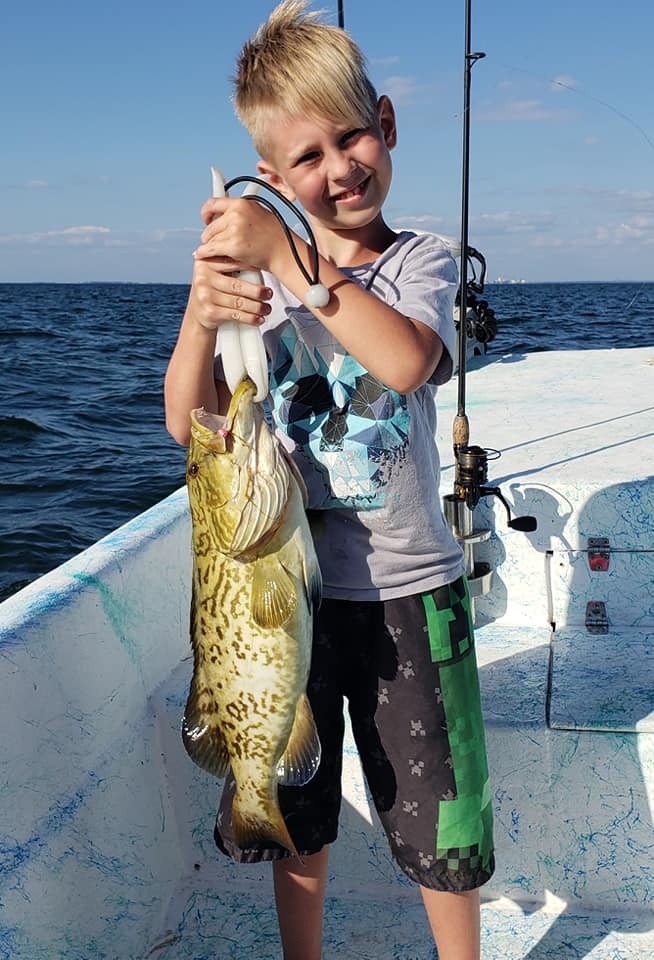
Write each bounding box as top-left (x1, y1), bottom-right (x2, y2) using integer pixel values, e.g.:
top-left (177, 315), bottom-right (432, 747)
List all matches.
top-left (182, 682), bottom-right (231, 779)
top-left (277, 693), bottom-right (321, 787)
top-left (251, 556), bottom-right (298, 629)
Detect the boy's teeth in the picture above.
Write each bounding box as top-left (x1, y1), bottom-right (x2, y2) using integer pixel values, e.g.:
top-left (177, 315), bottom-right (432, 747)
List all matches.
top-left (339, 183), bottom-right (363, 199)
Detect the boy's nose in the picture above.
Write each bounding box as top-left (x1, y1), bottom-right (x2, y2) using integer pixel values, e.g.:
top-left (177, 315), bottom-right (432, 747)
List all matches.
top-left (328, 151), bottom-right (358, 184)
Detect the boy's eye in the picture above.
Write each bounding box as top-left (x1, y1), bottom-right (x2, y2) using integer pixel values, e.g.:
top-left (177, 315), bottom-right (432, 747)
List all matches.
top-left (341, 128), bottom-right (365, 145)
top-left (295, 151), bottom-right (319, 166)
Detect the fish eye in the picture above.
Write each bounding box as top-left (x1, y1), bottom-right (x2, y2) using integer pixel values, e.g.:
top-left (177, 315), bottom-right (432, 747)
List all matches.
top-left (188, 462), bottom-right (199, 476)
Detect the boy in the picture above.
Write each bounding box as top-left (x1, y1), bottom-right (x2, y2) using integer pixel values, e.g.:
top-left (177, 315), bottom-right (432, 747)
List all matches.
top-left (164, 2), bottom-right (494, 958)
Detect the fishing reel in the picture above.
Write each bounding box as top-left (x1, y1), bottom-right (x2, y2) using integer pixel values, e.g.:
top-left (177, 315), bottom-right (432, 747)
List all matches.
top-left (453, 445), bottom-right (536, 531)
top-left (454, 247), bottom-right (497, 355)
top-left (463, 293), bottom-right (497, 346)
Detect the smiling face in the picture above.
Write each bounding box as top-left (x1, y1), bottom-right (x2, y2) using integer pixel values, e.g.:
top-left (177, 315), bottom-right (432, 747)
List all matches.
top-left (257, 96), bottom-right (397, 248)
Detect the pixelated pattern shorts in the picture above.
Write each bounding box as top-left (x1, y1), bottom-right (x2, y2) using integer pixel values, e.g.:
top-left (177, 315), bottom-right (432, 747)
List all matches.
top-left (214, 575), bottom-right (495, 892)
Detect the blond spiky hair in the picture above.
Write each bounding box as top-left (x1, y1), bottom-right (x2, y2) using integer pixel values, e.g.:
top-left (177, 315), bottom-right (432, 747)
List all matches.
top-left (233, 0), bottom-right (379, 157)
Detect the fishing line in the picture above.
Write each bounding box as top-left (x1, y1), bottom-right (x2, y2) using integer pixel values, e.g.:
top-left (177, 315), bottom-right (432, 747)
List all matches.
top-left (486, 61), bottom-right (652, 309)
top-left (491, 60), bottom-right (654, 152)
top-left (623, 283), bottom-right (648, 313)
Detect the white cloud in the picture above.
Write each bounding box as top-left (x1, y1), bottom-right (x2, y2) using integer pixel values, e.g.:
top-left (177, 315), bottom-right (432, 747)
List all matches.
top-left (477, 99), bottom-right (576, 122)
top-left (595, 216), bottom-right (654, 244)
top-left (382, 75), bottom-right (419, 105)
top-left (150, 227), bottom-right (199, 243)
top-left (473, 210), bottom-right (556, 234)
top-left (0, 225), bottom-right (199, 249)
top-left (0, 225), bottom-right (111, 246)
top-left (394, 214), bottom-right (445, 227)
top-left (543, 186), bottom-right (654, 215)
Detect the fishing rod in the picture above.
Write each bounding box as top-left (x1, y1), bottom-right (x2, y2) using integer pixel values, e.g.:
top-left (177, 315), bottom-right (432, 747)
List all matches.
top-left (452, 0), bottom-right (485, 456)
top-left (445, 0), bottom-right (536, 596)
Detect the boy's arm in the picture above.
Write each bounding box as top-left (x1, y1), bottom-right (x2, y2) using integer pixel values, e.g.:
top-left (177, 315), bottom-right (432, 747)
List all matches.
top-left (272, 246), bottom-right (445, 394)
top-left (194, 198), bottom-right (448, 395)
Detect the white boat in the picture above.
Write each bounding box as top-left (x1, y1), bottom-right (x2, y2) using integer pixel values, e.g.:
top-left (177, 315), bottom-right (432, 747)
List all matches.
top-left (1, 342), bottom-right (652, 959)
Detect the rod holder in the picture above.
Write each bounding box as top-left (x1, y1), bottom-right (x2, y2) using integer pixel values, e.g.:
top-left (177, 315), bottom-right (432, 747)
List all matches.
top-left (443, 494), bottom-right (493, 601)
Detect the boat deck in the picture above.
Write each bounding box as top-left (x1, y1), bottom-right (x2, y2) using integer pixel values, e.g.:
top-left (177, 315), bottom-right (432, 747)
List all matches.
top-left (0, 347), bottom-right (652, 958)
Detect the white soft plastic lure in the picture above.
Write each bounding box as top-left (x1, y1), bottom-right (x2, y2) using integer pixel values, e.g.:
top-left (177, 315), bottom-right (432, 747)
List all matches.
top-left (211, 167), bottom-right (269, 402)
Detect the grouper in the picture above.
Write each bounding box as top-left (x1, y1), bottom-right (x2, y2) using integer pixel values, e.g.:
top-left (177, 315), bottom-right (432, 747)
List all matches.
top-left (182, 378), bottom-right (322, 857)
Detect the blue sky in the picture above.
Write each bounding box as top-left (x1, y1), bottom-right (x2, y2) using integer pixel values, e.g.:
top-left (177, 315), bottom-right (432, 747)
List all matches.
top-left (2, 0), bottom-right (652, 282)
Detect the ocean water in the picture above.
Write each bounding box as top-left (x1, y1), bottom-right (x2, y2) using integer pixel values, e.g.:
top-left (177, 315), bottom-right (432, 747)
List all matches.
top-left (1, 280), bottom-right (653, 601)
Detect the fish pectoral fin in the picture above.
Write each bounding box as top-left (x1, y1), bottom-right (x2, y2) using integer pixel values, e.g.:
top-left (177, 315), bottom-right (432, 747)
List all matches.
top-left (182, 684), bottom-right (231, 779)
top-left (251, 556), bottom-right (298, 629)
top-left (277, 693), bottom-right (322, 787)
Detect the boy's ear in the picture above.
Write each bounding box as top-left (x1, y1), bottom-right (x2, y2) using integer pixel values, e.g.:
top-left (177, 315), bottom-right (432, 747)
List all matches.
top-left (256, 160), bottom-right (296, 202)
top-left (377, 95), bottom-right (397, 150)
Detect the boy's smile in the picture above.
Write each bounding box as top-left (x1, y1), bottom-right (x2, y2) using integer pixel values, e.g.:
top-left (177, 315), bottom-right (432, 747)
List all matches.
top-left (257, 97), bottom-right (398, 259)
top-left (331, 174), bottom-right (372, 206)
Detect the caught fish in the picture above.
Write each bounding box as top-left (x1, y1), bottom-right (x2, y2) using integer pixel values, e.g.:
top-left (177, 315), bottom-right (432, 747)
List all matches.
top-left (182, 379), bottom-right (322, 857)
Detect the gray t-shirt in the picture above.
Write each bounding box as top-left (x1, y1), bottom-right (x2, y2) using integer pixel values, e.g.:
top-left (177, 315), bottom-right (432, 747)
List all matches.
top-left (216, 230), bottom-right (465, 600)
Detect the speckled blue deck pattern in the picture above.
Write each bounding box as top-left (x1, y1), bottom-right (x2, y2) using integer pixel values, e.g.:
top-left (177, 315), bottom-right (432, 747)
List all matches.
top-left (1, 348), bottom-right (653, 958)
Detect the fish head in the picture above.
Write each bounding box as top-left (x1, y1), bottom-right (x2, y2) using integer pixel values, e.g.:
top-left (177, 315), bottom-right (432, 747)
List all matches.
top-left (187, 379), bottom-right (290, 557)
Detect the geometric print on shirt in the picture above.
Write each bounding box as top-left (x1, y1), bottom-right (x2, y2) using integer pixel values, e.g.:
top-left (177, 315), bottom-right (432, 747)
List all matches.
top-left (213, 575), bottom-right (495, 892)
top-left (269, 322), bottom-right (410, 510)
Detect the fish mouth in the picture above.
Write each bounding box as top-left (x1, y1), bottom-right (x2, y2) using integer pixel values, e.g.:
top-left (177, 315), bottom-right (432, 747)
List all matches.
top-left (330, 175), bottom-right (371, 204)
top-left (191, 381), bottom-right (258, 440)
top-left (190, 408), bottom-right (230, 450)
top-left (190, 381), bottom-right (260, 457)
top-left (194, 409), bottom-right (227, 433)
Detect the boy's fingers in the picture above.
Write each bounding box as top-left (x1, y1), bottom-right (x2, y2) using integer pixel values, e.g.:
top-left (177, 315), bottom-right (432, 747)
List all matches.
top-left (193, 242), bottom-right (219, 260)
top-left (200, 196), bottom-right (230, 223)
top-left (194, 258), bottom-right (273, 299)
top-left (193, 263), bottom-right (272, 317)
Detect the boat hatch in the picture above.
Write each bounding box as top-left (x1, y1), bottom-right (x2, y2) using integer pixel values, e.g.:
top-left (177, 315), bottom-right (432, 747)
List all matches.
top-left (547, 547), bottom-right (654, 733)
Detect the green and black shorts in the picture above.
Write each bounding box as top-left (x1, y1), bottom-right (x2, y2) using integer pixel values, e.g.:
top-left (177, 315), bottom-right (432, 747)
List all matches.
top-left (215, 574), bottom-right (495, 892)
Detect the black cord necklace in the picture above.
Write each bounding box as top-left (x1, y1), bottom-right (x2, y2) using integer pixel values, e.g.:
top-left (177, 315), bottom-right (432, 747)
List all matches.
top-left (224, 175), bottom-right (330, 308)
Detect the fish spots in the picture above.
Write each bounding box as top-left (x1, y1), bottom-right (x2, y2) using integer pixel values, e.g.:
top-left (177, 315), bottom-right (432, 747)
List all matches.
top-left (226, 701), bottom-right (246, 721)
top-left (194, 531), bottom-right (212, 559)
top-left (207, 642), bottom-right (223, 660)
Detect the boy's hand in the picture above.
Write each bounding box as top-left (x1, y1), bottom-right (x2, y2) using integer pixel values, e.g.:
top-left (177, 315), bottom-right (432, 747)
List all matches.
top-left (187, 196), bottom-right (276, 332)
top-left (194, 196), bottom-right (285, 272)
top-left (188, 255), bottom-right (273, 332)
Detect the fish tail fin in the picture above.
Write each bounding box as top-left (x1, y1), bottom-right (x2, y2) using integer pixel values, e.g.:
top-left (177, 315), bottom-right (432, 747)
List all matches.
top-left (231, 794), bottom-right (299, 859)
